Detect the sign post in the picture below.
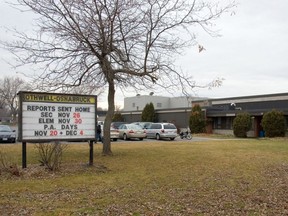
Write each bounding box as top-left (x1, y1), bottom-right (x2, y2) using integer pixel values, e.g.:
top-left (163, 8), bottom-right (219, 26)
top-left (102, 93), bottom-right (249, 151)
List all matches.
top-left (22, 142), bottom-right (27, 169)
top-left (89, 140), bottom-right (94, 166)
top-left (18, 91), bottom-right (97, 167)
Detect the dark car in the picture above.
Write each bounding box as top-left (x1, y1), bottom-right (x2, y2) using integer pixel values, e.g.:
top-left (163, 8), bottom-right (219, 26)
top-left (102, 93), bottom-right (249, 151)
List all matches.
top-left (0, 125), bottom-right (16, 143)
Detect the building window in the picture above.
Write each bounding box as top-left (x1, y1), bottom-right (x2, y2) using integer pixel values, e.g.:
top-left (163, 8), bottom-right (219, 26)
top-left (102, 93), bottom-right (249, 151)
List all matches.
top-left (132, 103), bottom-right (135, 108)
top-left (226, 117), bottom-right (233, 129)
top-left (213, 117), bottom-right (233, 129)
top-left (157, 103), bottom-right (162, 108)
top-left (213, 117), bottom-right (221, 129)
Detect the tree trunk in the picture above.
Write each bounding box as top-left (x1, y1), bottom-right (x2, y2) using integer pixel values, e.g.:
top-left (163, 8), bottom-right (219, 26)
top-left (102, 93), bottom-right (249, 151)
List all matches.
top-left (102, 80), bottom-right (115, 156)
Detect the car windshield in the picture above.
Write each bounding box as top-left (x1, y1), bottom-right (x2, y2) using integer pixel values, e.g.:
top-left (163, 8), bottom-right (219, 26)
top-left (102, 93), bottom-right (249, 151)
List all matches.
top-left (0, 125), bottom-right (12, 132)
top-left (111, 122), bottom-right (126, 129)
top-left (132, 122), bottom-right (152, 128)
top-left (119, 125), bottom-right (127, 129)
top-left (127, 124), bottom-right (142, 130)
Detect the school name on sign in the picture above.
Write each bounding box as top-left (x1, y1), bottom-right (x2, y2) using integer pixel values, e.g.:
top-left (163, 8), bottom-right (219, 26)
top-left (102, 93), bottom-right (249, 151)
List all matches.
top-left (23, 93), bottom-right (95, 104)
top-left (20, 93), bottom-right (97, 141)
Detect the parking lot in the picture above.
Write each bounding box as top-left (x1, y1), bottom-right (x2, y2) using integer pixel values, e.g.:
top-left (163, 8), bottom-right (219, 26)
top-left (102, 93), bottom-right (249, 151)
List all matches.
top-left (5, 125), bottom-right (235, 145)
top-left (101, 136), bottom-right (230, 143)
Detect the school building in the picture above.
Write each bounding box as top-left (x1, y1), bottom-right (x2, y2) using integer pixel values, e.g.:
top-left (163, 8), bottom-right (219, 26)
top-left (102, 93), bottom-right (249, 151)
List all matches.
top-left (121, 92), bottom-right (288, 137)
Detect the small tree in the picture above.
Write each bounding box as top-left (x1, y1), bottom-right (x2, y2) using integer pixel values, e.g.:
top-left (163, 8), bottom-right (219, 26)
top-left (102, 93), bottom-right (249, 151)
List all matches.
top-left (232, 112), bottom-right (252, 138)
top-left (261, 110), bottom-right (287, 137)
top-left (142, 103), bottom-right (156, 122)
top-left (189, 104), bottom-right (206, 133)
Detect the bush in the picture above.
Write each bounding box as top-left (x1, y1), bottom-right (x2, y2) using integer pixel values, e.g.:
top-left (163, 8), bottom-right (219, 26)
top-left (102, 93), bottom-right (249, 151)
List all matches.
top-left (232, 112), bottom-right (252, 138)
top-left (189, 104), bottom-right (206, 133)
top-left (0, 150), bottom-right (20, 177)
top-left (261, 110), bottom-right (287, 137)
top-left (35, 142), bottom-right (68, 171)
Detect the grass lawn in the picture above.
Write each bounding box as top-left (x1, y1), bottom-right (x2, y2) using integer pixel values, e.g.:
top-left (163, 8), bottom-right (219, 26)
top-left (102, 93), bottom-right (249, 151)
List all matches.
top-left (0, 138), bottom-right (287, 215)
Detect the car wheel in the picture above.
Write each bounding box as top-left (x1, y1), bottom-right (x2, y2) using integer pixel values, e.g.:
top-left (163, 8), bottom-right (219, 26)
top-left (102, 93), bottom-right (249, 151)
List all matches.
top-left (113, 138), bottom-right (117, 141)
top-left (170, 137), bottom-right (175, 141)
top-left (123, 134), bottom-right (128, 140)
top-left (156, 134), bottom-right (161, 140)
top-left (139, 138), bottom-right (143, 141)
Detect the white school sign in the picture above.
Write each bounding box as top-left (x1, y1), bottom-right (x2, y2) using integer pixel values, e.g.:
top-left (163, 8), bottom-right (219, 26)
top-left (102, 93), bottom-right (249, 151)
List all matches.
top-left (18, 91), bottom-right (97, 142)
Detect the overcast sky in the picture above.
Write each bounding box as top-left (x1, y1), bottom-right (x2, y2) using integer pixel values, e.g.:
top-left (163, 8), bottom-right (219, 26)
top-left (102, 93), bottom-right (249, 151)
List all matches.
top-left (0, 0), bottom-right (287, 108)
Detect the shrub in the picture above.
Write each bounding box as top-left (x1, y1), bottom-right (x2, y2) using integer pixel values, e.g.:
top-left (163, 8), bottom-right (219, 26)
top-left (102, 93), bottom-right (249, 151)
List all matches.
top-left (189, 104), bottom-right (206, 133)
top-left (232, 112), bottom-right (252, 138)
top-left (0, 150), bottom-right (20, 177)
top-left (261, 110), bottom-right (287, 137)
top-left (35, 142), bottom-right (68, 171)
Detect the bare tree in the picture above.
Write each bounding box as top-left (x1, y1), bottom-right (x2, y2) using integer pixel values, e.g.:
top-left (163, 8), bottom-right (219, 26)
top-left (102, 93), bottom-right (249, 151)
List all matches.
top-left (66, 83), bottom-right (106, 96)
top-left (0, 76), bottom-right (30, 123)
top-left (2, 0), bottom-right (235, 155)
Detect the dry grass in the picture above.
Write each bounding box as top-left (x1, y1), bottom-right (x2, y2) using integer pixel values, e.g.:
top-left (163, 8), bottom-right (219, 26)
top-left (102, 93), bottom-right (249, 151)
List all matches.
top-left (0, 138), bottom-right (287, 215)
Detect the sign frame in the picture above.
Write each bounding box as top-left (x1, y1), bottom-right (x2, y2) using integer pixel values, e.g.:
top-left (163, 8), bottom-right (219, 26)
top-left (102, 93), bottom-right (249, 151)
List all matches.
top-left (18, 91), bottom-right (97, 143)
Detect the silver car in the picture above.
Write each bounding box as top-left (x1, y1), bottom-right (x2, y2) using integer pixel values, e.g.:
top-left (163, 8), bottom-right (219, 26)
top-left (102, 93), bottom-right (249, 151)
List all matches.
top-left (118, 124), bottom-right (146, 140)
top-left (0, 125), bottom-right (16, 143)
top-left (146, 123), bottom-right (177, 140)
top-left (109, 126), bottom-right (119, 141)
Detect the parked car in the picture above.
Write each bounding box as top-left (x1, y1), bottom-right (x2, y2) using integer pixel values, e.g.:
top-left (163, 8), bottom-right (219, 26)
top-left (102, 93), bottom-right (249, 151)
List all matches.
top-left (109, 125), bottom-right (119, 141)
top-left (131, 122), bottom-right (153, 129)
top-left (0, 125), bottom-right (16, 143)
top-left (96, 121), bottom-right (120, 141)
top-left (109, 122), bottom-right (128, 141)
top-left (146, 123), bottom-right (177, 140)
top-left (118, 124), bottom-right (146, 140)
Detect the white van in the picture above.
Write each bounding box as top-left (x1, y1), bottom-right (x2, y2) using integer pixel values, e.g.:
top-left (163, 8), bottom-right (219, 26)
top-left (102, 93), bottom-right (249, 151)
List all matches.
top-left (146, 123), bottom-right (177, 140)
